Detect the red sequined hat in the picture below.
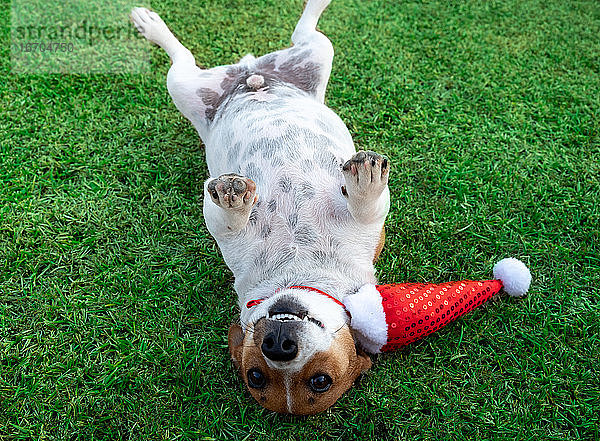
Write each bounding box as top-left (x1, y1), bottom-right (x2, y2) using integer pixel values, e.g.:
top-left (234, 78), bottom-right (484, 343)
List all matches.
top-left (343, 258), bottom-right (531, 353)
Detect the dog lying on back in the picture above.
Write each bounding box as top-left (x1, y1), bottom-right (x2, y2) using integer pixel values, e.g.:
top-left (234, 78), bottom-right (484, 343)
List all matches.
top-left (131, 0), bottom-right (390, 414)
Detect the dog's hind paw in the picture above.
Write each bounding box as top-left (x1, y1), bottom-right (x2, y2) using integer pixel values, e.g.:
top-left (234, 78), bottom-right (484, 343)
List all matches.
top-left (130, 7), bottom-right (172, 46)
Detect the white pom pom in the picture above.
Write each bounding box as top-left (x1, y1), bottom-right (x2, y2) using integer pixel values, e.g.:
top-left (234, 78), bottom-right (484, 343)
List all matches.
top-left (493, 258), bottom-right (532, 297)
top-left (343, 284), bottom-right (388, 353)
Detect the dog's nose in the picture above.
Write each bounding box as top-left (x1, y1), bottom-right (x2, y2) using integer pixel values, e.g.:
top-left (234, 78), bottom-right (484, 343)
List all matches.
top-left (261, 331), bottom-right (298, 361)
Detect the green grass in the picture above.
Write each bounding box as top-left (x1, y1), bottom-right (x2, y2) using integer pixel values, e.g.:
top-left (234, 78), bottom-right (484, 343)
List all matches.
top-left (1, 0), bottom-right (599, 439)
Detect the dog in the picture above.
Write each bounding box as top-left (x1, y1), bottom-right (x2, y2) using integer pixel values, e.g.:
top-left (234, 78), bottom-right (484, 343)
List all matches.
top-left (131, 0), bottom-right (390, 414)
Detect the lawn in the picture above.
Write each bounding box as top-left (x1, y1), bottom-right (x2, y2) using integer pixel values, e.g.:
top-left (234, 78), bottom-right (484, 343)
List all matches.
top-left (1, 0), bottom-right (599, 439)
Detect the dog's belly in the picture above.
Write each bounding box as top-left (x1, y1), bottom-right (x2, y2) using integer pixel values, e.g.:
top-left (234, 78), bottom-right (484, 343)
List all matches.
top-left (203, 88), bottom-right (380, 297)
top-left (204, 87), bottom-right (355, 177)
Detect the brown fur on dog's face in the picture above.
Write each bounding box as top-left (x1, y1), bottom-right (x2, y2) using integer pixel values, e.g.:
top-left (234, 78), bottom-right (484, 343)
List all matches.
top-left (229, 323), bottom-right (371, 414)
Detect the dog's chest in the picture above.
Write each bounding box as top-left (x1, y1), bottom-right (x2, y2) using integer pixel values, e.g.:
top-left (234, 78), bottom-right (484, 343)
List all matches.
top-left (203, 89), bottom-right (378, 293)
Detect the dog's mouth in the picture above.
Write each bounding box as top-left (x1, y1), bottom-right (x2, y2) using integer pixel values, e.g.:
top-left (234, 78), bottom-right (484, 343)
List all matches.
top-left (269, 311), bottom-right (305, 321)
top-left (268, 309), bottom-right (324, 328)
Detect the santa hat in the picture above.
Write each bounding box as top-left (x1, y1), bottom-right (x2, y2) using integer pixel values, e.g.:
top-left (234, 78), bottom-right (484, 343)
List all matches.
top-left (344, 258), bottom-right (532, 353)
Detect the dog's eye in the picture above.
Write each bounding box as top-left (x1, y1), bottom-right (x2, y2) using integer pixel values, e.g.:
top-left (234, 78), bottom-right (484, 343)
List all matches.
top-left (247, 368), bottom-right (266, 389)
top-left (309, 374), bottom-right (332, 393)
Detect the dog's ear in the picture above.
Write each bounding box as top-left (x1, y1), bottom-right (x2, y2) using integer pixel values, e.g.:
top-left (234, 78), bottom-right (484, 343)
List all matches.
top-left (341, 342), bottom-right (372, 392)
top-left (228, 323), bottom-right (244, 372)
top-left (355, 345), bottom-right (372, 373)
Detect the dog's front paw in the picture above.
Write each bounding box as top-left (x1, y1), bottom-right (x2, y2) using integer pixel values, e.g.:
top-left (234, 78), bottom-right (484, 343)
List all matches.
top-left (207, 174), bottom-right (258, 210)
top-left (341, 151), bottom-right (389, 201)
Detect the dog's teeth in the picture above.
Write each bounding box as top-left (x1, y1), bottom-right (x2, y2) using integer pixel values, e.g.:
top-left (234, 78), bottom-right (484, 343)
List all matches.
top-left (271, 313), bottom-right (302, 321)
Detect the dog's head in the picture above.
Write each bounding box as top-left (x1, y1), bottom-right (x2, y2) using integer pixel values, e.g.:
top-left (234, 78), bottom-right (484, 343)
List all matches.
top-left (228, 288), bottom-right (372, 414)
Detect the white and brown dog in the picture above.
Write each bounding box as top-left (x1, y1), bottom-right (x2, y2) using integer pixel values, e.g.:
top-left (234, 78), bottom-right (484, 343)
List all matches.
top-left (131, 0), bottom-right (389, 414)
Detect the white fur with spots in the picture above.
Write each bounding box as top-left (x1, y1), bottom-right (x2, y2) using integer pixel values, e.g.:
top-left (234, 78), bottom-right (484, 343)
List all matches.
top-left (131, 0), bottom-right (390, 380)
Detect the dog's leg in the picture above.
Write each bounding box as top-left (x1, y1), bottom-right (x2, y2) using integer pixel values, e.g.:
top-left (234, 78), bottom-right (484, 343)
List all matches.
top-left (342, 151), bottom-right (391, 225)
top-left (255, 0), bottom-right (334, 102)
top-left (203, 175), bottom-right (258, 237)
top-left (130, 7), bottom-right (192, 63)
top-left (289, 0), bottom-right (334, 102)
top-left (130, 8), bottom-right (231, 139)
top-left (292, 0), bottom-right (332, 43)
